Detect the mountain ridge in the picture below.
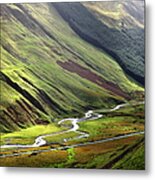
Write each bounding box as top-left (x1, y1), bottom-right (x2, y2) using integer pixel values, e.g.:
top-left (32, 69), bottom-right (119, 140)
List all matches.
top-left (0, 2), bottom-right (144, 132)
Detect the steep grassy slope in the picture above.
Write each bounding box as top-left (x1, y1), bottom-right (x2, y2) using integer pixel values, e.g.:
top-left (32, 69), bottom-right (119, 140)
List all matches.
top-left (0, 3), bottom-right (143, 132)
top-left (83, 1), bottom-right (144, 29)
top-left (53, 1), bottom-right (145, 85)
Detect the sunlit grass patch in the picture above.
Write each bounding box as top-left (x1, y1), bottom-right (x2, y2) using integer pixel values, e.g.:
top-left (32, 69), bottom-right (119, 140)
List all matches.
top-left (1, 123), bottom-right (65, 145)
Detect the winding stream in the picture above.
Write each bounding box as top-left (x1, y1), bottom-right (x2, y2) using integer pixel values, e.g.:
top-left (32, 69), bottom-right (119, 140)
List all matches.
top-left (0, 101), bottom-right (145, 158)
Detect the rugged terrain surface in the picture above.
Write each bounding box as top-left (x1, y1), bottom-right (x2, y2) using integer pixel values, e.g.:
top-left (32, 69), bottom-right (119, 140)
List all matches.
top-left (0, 2), bottom-right (144, 132)
top-left (0, 1), bottom-right (145, 169)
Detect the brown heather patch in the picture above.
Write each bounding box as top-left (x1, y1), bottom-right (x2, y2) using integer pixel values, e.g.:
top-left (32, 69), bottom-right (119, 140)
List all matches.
top-left (0, 150), bottom-right (67, 167)
top-left (74, 135), bottom-right (142, 163)
top-left (57, 60), bottom-right (130, 99)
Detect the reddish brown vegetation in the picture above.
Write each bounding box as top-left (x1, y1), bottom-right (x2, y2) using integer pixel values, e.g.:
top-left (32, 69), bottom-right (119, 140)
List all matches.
top-left (57, 60), bottom-right (130, 99)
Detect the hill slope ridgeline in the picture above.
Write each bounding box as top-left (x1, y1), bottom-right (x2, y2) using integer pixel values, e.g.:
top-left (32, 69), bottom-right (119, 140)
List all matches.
top-left (0, 2), bottom-right (144, 132)
top-left (53, 1), bottom-right (145, 85)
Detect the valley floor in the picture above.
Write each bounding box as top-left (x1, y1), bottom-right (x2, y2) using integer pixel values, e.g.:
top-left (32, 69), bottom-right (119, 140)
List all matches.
top-left (0, 101), bottom-right (145, 169)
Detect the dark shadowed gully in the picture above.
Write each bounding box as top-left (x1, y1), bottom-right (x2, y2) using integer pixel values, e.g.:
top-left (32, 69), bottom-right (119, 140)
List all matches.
top-left (0, 72), bottom-right (47, 114)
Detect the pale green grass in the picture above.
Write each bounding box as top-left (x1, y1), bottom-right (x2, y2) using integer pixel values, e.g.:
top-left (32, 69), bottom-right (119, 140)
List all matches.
top-left (1, 123), bottom-right (65, 145)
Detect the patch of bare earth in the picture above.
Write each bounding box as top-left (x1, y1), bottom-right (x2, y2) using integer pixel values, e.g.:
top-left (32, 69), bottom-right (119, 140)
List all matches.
top-left (57, 60), bottom-right (130, 99)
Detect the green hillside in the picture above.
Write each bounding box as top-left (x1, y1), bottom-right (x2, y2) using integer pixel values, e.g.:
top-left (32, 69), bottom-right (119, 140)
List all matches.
top-left (0, 3), bottom-right (143, 132)
top-left (54, 1), bottom-right (144, 85)
top-left (0, 1), bottom-right (145, 170)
